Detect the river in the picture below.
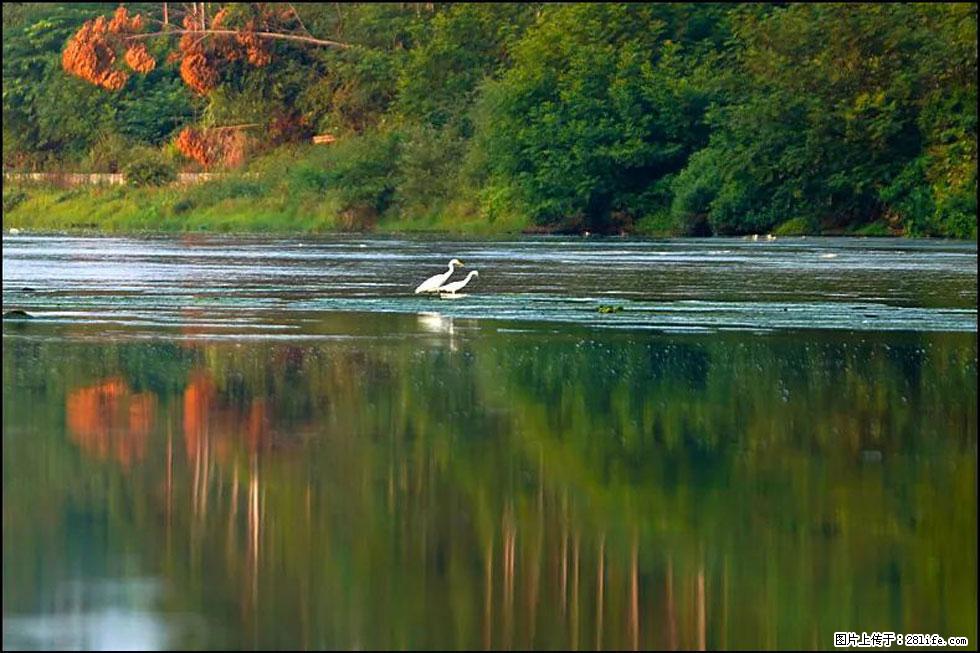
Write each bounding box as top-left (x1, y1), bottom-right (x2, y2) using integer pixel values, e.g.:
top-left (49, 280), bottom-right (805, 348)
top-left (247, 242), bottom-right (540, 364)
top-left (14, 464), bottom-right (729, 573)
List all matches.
top-left (3, 234), bottom-right (977, 649)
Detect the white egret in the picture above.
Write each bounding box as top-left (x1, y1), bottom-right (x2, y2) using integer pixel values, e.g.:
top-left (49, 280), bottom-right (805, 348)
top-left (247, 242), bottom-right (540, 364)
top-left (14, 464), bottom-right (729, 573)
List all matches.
top-left (438, 270), bottom-right (479, 296)
top-left (414, 258), bottom-right (464, 294)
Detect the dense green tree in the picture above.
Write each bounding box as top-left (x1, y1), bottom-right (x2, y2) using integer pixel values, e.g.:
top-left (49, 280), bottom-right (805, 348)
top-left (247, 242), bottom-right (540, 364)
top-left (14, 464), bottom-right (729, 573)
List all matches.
top-left (472, 3), bottom-right (725, 231)
top-left (396, 3), bottom-right (537, 132)
top-left (2, 3), bottom-right (193, 169)
top-left (2, 3), bottom-right (976, 237)
top-left (671, 3), bottom-right (977, 237)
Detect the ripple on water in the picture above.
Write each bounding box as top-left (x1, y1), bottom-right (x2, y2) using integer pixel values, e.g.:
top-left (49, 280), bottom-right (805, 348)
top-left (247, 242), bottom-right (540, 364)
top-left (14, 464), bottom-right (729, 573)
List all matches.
top-left (2, 235), bottom-right (976, 337)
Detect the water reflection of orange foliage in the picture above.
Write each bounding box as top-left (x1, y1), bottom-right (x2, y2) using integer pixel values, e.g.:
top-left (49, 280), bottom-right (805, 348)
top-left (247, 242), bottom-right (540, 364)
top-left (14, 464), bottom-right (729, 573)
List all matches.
top-left (66, 377), bottom-right (155, 468)
top-left (183, 372), bottom-right (215, 459)
top-left (247, 400), bottom-right (269, 452)
top-left (182, 370), bottom-right (273, 464)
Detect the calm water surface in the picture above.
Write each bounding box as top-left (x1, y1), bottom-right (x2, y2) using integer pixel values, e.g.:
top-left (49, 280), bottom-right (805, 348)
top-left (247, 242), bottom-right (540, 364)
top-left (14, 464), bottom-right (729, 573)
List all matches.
top-left (3, 235), bottom-right (977, 649)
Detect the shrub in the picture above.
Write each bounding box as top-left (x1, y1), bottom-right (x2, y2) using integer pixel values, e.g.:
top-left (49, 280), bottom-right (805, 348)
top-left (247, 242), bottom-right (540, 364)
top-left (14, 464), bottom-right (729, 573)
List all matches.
top-left (323, 131), bottom-right (401, 218)
top-left (83, 133), bottom-right (135, 173)
top-left (773, 217), bottom-right (813, 236)
top-left (172, 198), bottom-right (195, 214)
top-left (396, 125), bottom-right (465, 210)
top-left (3, 190), bottom-right (28, 213)
top-left (850, 221), bottom-right (891, 237)
top-left (202, 177), bottom-right (266, 201)
top-left (670, 148), bottom-right (720, 235)
top-left (125, 153), bottom-right (177, 186)
top-left (634, 209), bottom-right (676, 236)
top-left (289, 164), bottom-right (330, 194)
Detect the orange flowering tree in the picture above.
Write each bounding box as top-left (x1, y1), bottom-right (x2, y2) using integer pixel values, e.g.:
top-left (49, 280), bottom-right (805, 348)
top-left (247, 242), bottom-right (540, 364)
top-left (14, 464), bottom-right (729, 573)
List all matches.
top-left (62, 4), bottom-right (349, 168)
top-left (63, 4), bottom-right (348, 94)
top-left (61, 7), bottom-right (154, 91)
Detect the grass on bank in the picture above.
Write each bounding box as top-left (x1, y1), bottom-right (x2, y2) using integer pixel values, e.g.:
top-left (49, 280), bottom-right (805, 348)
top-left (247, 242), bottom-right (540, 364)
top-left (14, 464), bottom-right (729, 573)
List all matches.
top-left (2, 142), bottom-right (906, 237)
top-left (0, 178), bottom-right (905, 236)
top-left (1, 181), bottom-right (533, 234)
top-left (2, 142), bottom-right (534, 235)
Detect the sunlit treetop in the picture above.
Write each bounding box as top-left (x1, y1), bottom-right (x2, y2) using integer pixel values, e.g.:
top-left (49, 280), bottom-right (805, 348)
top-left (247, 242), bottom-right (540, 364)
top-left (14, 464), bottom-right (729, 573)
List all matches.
top-left (62, 3), bottom-right (348, 95)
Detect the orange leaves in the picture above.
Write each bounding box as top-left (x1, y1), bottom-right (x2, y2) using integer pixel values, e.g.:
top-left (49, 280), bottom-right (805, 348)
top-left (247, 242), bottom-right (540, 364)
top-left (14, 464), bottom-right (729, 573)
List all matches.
top-left (175, 10), bottom-right (271, 94)
top-left (180, 52), bottom-right (219, 95)
top-left (176, 127), bottom-right (219, 168)
top-left (62, 16), bottom-right (126, 90)
top-left (62, 7), bottom-right (154, 90)
top-left (236, 24), bottom-right (272, 67)
top-left (63, 5), bottom-right (321, 95)
top-left (124, 43), bottom-right (156, 74)
top-left (175, 127), bottom-right (249, 169)
top-left (211, 7), bottom-right (230, 29)
top-left (107, 6), bottom-right (143, 33)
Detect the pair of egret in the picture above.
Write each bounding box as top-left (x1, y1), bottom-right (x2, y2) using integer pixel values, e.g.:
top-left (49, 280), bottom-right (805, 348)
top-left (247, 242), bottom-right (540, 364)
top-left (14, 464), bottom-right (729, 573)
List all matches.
top-left (414, 258), bottom-right (479, 296)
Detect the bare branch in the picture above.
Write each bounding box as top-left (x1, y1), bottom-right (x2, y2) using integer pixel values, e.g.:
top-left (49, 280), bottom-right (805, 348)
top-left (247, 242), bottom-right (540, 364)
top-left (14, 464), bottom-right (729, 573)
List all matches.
top-left (204, 123), bottom-right (262, 131)
top-left (124, 28), bottom-right (350, 49)
top-left (288, 4), bottom-right (314, 38)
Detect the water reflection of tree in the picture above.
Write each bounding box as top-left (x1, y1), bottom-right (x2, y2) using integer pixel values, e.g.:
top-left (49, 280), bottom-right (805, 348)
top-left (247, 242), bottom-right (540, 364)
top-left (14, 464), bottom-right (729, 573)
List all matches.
top-left (66, 377), bottom-right (155, 468)
top-left (3, 330), bottom-right (976, 649)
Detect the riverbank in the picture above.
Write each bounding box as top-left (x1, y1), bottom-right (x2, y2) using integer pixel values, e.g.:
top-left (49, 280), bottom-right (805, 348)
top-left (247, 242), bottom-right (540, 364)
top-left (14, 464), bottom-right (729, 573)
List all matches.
top-left (2, 180), bottom-right (916, 237)
top-left (1, 180), bottom-right (532, 235)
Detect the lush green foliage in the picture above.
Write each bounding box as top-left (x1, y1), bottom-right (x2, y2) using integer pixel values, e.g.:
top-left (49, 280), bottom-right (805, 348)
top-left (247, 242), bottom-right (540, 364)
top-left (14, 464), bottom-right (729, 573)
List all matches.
top-left (2, 3), bottom-right (975, 237)
top-left (125, 151), bottom-right (177, 186)
top-left (673, 3), bottom-right (977, 238)
top-left (2, 3), bottom-right (194, 169)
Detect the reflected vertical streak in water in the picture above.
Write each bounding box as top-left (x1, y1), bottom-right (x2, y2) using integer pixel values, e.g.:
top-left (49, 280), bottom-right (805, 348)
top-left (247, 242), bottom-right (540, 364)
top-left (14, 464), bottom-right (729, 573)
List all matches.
top-left (502, 506), bottom-right (516, 650)
top-left (697, 565), bottom-right (706, 651)
top-left (571, 532), bottom-right (580, 651)
top-left (248, 455), bottom-right (260, 641)
top-left (201, 425), bottom-right (211, 521)
top-left (388, 463), bottom-right (395, 518)
top-left (630, 539), bottom-right (639, 651)
top-left (527, 452), bottom-right (545, 648)
top-left (228, 467), bottom-right (239, 558)
top-left (166, 426), bottom-right (173, 553)
top-left (721, 556), bottom-right (729, 650)
top-left (596, 534), bottom-right (605, 651)
top-left (484, 536), bottom-right (493, 651)
top-left (560, 527), bottom-right (568, 618)
top-left (667, 557), bottom-right (677, 650)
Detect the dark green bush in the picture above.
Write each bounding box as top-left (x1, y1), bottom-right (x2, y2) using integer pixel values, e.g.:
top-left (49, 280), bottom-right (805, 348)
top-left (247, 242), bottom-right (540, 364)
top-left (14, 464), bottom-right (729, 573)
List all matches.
top-left (3, 190), bottom-right (28, 213)
top-left (323, 131), bottom-right (402, 215)
top-left (172, 198), bottom-right (195, 214)
top-left (84, 133), bottom-right (135, 173)
top-left (125, 154), bottom-right (177, 187)
top-left (289, 164), bottom-right (331, 194)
